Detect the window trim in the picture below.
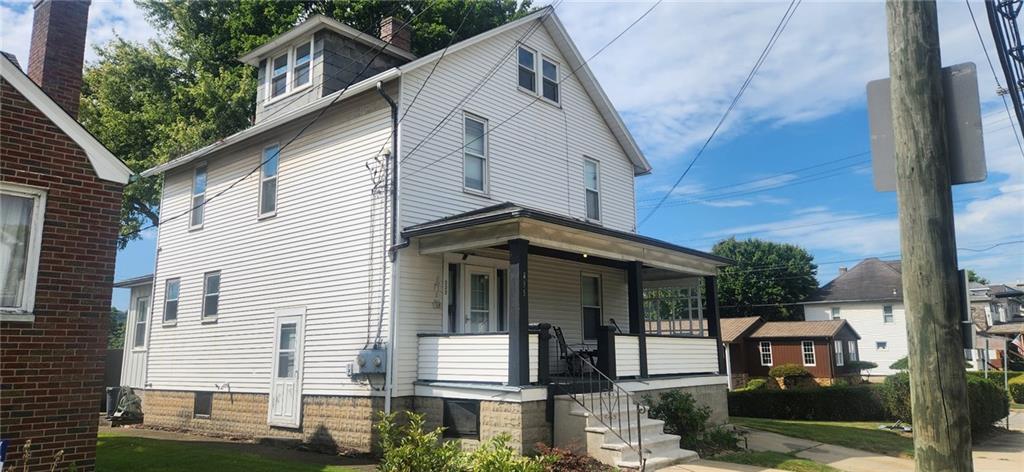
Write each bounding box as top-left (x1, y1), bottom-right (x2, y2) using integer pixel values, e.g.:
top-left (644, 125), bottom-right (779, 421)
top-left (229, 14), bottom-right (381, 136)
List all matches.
top-left (163, 278), bottom-right (181, 326)
top-left (201, 271), bottom-right (221, 322)
top-left (258, 144), bottom-right (280, 219)
top-left (835, 340), bottom-right (844, 366)
top-left (264, 37), bottom-right (315, 104)
top-left (849, 340), bottom-right (858, 360)
top-left (0, 183), bottom-right (46, 320)
top-left (132, 295), bottom-right (150, 350)
top-left (882, 304), bottom-right (893, 323)
top-left (190, 164), bottom-right (207, 230)
top-left (801, 340), bottom-right (816, 366)
top-left (581, 273), bottom-right (603, 341)
top-left (540, 55), bottom-right (561, 105)
top-left (830, 307), bottom-right (841, 320)
top-left (462, 113), bottom-right (489, 195)
top-left (759, 341), bottom-right (773, 366)
top-left (516, 45), bottom-right (537, 94)
top-left (583, 157), bottom-right (601, 222)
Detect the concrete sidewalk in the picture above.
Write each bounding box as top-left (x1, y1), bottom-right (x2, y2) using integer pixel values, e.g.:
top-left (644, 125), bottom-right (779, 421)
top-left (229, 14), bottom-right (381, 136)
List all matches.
top-left (664, 460), bottom-right (786, 472)
top-left (737, 425), bottom-right (1023, 472)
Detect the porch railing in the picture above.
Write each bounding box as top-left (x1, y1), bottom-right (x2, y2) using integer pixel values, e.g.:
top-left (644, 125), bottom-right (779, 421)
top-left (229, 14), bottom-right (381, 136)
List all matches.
top-left (417, 332), bottom-right (539, 384)
top-left (552, 344), bottom-right (647, 470)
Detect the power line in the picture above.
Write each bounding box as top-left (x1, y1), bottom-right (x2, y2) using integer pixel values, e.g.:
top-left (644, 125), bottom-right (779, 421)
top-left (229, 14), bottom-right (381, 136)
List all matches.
top-left (639, 0), bottom-right (802, 226)
top-left (403, 0), bottom-right (662, 175)
top-left (966, 0), bottom-right (1024, 160)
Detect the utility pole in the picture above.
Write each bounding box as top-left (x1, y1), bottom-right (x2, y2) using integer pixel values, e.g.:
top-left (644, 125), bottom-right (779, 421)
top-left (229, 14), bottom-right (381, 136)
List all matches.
top-left (885, 2), bottom-right (974, 471)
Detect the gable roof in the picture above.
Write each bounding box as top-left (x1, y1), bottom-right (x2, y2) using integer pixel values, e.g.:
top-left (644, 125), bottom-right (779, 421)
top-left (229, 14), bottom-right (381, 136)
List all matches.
top-left (113, 274), bottom-right (154, 288)
top-left (803, 258), bottom-right (903, 304)
top-left (989, 284), bottom-right (1024, 298)
top-left (719, 316), bottom-right (763, 343)
top-left (238, 15), bottom-right (416, 65)
top-left (0, 54), bottom-right (132, 184)
top-left (142, 7), bottom-right (651, 177)
top-left (749, 319), bottom-right (859, 339)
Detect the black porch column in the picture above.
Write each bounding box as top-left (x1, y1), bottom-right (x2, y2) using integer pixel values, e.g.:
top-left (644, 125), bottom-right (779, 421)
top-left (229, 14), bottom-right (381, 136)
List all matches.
top-left (508, 239), bottom-right (530, 386)
top-left (627, 261), bottom-right (648, 377)
top-left (704, 275), bottom-right (727, 374)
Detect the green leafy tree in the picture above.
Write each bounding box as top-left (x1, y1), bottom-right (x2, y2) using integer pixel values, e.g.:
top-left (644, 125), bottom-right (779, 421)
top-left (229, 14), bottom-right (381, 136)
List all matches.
top-left (711, 238), bottom-right (818, 320)
top-left (82, 0), bottom-right (532, 247)
top-left (108, 307), bottom-right (126, 349)
top-left (966, 269), bottom-right (989, 285)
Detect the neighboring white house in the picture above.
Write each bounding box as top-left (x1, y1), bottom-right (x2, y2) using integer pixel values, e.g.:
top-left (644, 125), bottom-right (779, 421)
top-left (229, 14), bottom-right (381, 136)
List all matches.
top-left (123, 8), bottom-right (731, 468)
top-left (802, 258), bottom-right (908, 376)
top-left (113, 274), bottom-right (153, 390)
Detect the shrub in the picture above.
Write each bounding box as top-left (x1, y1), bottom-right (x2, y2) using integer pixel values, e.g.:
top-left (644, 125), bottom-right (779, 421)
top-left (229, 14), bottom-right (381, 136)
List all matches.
top-left (768, 363), bottom-right (811, 379)
top-left (376, 411), bottom-right (465, 472)
top-left (728, 385), bottom-right (889, 421)
top-left (466, 435), bottom-right (551, 472)
top-left (1009, 376), bottom-right (1024, 403)
top-left (880, 372), bottom-right (1009, 433)
top-left (890, 357), bottom-right (909, 370)
top-left (645, 390), bottom-right (740, 456)
top-left (967, 370), bottom-right (1024, 383)
top-left (846, 360), bottom-right (878, 373)
top-left (534, 445), bottom-right (614, 472)
top-left (738, 378), bottom-right (768, 392)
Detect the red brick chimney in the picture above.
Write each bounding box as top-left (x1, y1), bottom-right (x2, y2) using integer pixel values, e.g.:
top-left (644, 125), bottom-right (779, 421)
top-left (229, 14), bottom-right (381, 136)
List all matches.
top-left (28, 0), bottom-right (91, 118)
top-left (379, 16), bottom-right (411, 53)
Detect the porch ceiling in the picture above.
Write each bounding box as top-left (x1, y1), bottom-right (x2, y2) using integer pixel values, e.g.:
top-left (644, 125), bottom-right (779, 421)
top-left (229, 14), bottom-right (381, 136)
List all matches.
top-left (402, 203), bottom-right (730, 276)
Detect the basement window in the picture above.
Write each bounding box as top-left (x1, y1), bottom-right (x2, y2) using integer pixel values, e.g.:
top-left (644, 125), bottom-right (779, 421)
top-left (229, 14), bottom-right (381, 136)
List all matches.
top-left (194, 392), bottom-right (213, 418)
top-left (442, 399), bottom-right (480, 439)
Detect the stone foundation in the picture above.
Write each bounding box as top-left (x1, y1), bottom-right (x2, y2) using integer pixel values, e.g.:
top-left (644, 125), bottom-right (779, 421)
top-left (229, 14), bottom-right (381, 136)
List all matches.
top-left (416, 397), bottom-right (550, 454)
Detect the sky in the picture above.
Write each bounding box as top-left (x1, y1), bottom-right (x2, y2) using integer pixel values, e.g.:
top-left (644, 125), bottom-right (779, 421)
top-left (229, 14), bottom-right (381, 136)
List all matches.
top-left (1, 0), bottom-right (1020, 310)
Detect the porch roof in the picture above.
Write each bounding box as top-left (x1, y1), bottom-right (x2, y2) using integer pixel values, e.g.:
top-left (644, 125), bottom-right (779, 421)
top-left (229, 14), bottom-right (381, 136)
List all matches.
top-left (403, 203), bottom-right (731, 276)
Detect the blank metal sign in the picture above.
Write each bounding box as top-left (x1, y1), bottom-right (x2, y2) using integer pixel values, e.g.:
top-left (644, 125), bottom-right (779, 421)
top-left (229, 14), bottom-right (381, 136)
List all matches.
top-left (867, 62), bottom-right (987, 192)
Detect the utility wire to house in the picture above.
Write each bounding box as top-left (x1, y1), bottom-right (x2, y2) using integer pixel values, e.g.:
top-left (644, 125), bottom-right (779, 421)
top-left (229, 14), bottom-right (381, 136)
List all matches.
top-left (965, 0), bottom-right (1024, 160)
top-left (639, 0), bottom-right (802, 226)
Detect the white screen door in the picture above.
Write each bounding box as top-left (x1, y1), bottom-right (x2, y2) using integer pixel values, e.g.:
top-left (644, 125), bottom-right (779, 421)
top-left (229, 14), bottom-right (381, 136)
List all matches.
top-left (269, 308), bottom-right (304, 427)
top-left (463, 266), bottom-right (496, 333)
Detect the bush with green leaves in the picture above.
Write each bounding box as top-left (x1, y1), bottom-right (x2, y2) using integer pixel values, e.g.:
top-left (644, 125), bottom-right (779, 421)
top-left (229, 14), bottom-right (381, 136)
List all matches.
top-left (465, 435), bottom-right (552, 472)
top-left (880, 372), bottom-right (1009, 433)
top-left (891, 356), bottom-right (971, 371)
top-left (644, 390), bottom-right (739, 456)
top-left (737, 378), bottom-right (768, 392)
top-left (967, 370), bottom-right (1024, 383)
top-left (534, 445), bottom-right (614, 472)
top-left (1009, 376), bottom-right (1024, 403)
top-left (728, 385), bottom-right (889, 421)
top-left (768, 364), bottom-right (810, 379)
top-left (846, 360), bottom-right (878, 373)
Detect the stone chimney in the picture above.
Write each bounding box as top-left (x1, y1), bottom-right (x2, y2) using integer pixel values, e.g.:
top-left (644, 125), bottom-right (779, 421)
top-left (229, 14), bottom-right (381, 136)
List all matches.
top-left (379, 16), bottom-right (411, 53)
top-left (28, 0), bottom-right (91, 118)
top-left (839, 267), bottom-right (848, 276)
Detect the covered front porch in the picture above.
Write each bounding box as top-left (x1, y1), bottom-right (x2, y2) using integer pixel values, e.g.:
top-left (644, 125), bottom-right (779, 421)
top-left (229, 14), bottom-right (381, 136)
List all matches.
top-left (404, 203), bottom-right (731, 388)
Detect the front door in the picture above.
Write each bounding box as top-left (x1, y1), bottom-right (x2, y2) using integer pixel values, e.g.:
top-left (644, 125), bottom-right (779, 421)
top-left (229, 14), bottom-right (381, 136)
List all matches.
top-left (463, 265), bottom-right (497, 333)
top-left (269, 309), bottom-right (303, 428)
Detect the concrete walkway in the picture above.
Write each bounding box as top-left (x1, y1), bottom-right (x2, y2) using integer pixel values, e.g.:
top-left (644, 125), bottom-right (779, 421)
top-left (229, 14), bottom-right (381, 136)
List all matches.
top-left (737, 424), bottom-right (1023, 472)
top-left (663, 460), bottom-right (786, 472)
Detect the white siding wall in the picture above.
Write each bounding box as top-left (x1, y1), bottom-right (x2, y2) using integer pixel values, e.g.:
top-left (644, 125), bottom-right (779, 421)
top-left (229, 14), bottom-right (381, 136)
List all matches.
top-left (148, 89), bottom-right (395, 395)
top-left (805, 302), bottom-right (907, 375)
top-left (614, 334), bottom-right (641, 377)
top-left (416, 333), bottom-right (538, 383)
top-left (645, 337), bottom-right (719, 376)
top-left (120, 284), bottom-right (152, 388)
top-left (398, 20), bottom-right (637, 232)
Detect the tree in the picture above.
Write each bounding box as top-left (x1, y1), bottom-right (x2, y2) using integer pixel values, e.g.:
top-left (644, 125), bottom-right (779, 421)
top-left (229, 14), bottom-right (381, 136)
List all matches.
top-left (966, 269), bottom-right (989, 285)
top-left (108, 307), bottom-right (126, 349)
top-left (711, 238), bottom-right (818, 320)
top-left (81, 0), bottom-right (532, 247)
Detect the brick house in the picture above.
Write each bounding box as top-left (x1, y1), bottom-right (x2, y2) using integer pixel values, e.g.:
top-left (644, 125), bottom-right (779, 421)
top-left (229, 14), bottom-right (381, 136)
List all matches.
top-left (0, 1), bottom-right (132, 470)
top-left (720, 317), bottom-right (862, 388)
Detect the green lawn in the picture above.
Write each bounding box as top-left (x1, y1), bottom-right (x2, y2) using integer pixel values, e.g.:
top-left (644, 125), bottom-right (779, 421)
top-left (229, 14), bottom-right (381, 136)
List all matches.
top-left (714, 451), bottom-right (842, 472)
top-left (97, 433), bottom-right (358, 472)
top-left (730, 417), bottom-right (915, 458)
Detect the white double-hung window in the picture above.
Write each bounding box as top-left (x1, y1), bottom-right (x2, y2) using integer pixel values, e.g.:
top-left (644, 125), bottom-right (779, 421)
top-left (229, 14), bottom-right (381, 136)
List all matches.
top-left (163, 278), bottom-right (180, 324)
top-left (882, 305), bottom-right (893, 323)
top-left (191, 165), bottom-right (207, 228)
top-left (849, 340), bottom-right (859, 360)
top-left (260, 144), bottom-right (280, 217)
top-left (202, 271), bottom-right (221, 320)
top-left (463, 114), bottom-right (487, 192)
top-left (835, 340), bottom-right (844, 366)
top-left (517, 46), bottom-right (536, 92)
top-left (266, 38), bottom-right (314, 101)
top-left (541, 57), bottom-right (559, 103)
top-left (0, 183), bottom-right (46, 318)
top-left (759, 341), bottom-right (773, 366)
top-left (802, 340), bottom-right (816, 366)
top-left (584, 158), bottom-right (600, 221)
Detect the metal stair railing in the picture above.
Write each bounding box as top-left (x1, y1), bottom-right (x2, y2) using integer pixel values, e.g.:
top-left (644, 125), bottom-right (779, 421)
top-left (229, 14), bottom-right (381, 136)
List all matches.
top-left (551, 343), bottom-right (648, 471)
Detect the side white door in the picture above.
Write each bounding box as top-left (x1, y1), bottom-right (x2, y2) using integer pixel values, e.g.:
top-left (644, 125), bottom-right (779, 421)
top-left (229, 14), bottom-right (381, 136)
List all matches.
top-left (268, 308), bottom-right (304, 428)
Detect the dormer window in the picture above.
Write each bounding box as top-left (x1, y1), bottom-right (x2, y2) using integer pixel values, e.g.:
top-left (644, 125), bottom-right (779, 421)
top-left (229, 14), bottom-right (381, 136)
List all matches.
top-left (266, 37), bottom-right (314, 102)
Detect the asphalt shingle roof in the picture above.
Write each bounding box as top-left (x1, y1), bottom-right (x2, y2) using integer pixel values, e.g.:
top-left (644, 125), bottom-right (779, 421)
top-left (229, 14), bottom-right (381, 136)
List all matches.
top-left (804, 258), bottom-right (903, 303)
top-left (719, 317), bottom-right (763, 343)
top-left (749, 319), bottom-right (857, 339)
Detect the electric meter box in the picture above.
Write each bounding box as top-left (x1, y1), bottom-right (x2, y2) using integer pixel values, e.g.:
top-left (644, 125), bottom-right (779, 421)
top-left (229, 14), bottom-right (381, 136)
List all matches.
top-left (354, 347), bottom-right (387, 375)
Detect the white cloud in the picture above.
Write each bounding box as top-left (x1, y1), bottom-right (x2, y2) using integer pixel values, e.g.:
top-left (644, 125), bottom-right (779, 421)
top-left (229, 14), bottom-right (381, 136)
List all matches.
top-left (0, 0), bottom-right (156, 70)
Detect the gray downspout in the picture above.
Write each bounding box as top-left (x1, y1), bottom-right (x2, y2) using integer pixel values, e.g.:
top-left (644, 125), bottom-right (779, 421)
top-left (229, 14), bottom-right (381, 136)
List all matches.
top-left (377, 82), bottom-right (399, 415)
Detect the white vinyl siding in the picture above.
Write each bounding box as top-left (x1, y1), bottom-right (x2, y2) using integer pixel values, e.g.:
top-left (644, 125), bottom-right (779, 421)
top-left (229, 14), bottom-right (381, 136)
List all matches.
top-left (0, 183), bottom-right (46, 317)
top-left (645, 336), bottom-right (718, 375)
top-left (759, 341), bottom-right (772, 366)
top-left (147, 88), bottom-right (395, 394)
top-left (259, 144), bottom-right (280, 217)
top-left (802, 340), bottom-right (816, 366)
top-left (399, 20), bottom-right (637, 232)
top-left (806, 302), bottom-right (906, 374)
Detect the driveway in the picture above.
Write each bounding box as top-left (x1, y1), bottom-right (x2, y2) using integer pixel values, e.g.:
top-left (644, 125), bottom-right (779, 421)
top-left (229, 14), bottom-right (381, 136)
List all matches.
top-left (736, 423), bottom-right (1023, 472)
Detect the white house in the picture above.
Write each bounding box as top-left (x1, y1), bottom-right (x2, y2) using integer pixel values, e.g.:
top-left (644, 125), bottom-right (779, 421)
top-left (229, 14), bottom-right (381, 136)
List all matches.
top-left (123, 9), bottom-right (730, 468)
top-left (802, 258), bottom-right (907, 376)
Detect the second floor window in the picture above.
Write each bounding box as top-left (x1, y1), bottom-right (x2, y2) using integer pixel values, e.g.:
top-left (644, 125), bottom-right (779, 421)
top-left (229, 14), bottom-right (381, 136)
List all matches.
top-left (584, 158), bottom-right (600, 221)
top-left (802, 340), bottom-right (816, 366)
top-left (293, 43), bottom-right (311, 88)
top-left (759, 341), bottom-right (772, 366)
top-left (270, 53), bottom-right (289, 98)
top-left (463, 115), bottom-right (487, 192)
top-left (202, 271), bottom-right (221, 319)
top-left (541, 58), bottom-right (559, 103)
top-left (883, 305), bottom-right (893, 323)
top-left (267, 38), bottom-right (314, 101)
top-left (830, 307), bottom-right (841, 320)
top-left (164, 278), bottom-right (180, 323)
top-left (191, 165), bottom-right (207, 228)
top-left (260, 145), bottom-right (280, 217)
top-left (517, 46), bottom-right (535, 92)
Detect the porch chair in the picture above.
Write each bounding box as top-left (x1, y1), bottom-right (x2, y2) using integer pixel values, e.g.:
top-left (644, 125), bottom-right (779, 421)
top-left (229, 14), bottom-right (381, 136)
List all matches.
top-left (552, 326), bottom-right (597, 376)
